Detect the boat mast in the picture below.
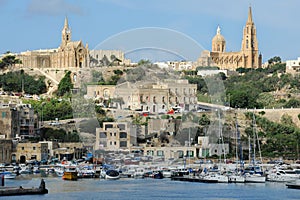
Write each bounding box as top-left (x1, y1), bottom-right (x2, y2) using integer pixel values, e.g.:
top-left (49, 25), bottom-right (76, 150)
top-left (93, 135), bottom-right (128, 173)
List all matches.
top-left (253, 112), bottom-right (263, 164)
top-left (235, 112), bottom-right (243, 169)
top-left (218, 109), bottom-right (226, 164)
top-left (252, 113), bottom-right (256, 165)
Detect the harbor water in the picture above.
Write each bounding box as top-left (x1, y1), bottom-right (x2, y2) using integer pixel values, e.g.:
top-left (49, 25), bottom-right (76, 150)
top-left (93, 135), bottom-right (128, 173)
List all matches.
top-left (2, 177), bottom-right (300, 200)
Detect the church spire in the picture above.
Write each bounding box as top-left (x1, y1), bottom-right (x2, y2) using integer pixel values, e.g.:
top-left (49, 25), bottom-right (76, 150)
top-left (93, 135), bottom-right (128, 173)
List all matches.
top-left (247, 6), bottom-right (253, 24)
top-left (61, 17), bottom-right (71, 46)
top-left (64, 16), bottom-right (69, 29)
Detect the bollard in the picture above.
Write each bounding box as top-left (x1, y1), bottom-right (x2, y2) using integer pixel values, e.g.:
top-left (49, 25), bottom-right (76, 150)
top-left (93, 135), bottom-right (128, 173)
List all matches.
top-left (1, 174), bottom-right (4, 186)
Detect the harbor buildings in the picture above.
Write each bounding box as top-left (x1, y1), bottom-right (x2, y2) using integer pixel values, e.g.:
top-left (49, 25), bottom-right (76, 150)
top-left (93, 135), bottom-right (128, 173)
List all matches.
top-left (86, 79), bottom-right (197, 113)
top-left (95, 122), bottom-right (136, 151)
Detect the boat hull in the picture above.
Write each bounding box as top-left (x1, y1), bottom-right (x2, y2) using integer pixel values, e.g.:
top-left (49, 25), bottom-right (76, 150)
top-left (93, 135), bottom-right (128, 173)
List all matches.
top-left (62, 171), bottom-right (78, 181)
top-left (105, 170), bottom-right (120, 180)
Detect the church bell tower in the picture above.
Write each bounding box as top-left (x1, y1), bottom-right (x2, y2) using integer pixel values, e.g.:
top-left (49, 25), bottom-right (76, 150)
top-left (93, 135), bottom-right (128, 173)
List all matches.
top-left (61, 17), bottom-right (71, 46)
top-left (241, 6), bottom-right (261, 68)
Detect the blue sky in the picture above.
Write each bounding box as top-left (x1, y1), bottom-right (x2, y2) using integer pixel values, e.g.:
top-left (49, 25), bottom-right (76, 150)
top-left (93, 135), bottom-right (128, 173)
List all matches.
top-left (1, 0), bottom-right (300, 63)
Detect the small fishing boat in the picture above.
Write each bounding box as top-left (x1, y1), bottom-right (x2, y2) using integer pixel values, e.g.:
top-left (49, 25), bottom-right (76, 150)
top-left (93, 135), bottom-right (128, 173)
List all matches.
top-left (286, 180), bottom-right (300, 189)
top-left (105, 169), bottom-right (120, 180)
top-left (0, 171), bottom-right (17, 179)
top-left (62, 166), bottom-right (78, 181)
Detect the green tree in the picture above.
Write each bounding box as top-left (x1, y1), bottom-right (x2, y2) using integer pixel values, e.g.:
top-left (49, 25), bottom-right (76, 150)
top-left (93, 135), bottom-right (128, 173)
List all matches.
top-left (284, 98), bottom-right (300, 108)
top-left (0, 53), bottom-right (21, 69)
top-left (280, 114), bottom-right (294, 126)
top-left (138, 59), bottom-right (151, 65)
top-left (268, 56), bottom-right (281, 65)
top-left (57, 71), bottom-right (73, 96)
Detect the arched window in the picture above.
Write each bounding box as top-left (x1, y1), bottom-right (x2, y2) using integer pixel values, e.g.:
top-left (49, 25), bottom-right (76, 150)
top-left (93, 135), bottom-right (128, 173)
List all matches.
top-left (246, 39), bottom-right (249, 49)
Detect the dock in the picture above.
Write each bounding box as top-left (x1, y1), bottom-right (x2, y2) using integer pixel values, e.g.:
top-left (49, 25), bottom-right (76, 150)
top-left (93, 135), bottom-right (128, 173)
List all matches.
top-left (0, 179), bottom-right (48, 196)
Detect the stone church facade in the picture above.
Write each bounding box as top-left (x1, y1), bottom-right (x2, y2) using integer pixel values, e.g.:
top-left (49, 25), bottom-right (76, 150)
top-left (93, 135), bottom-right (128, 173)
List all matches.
top-left (198, 7), bottom-right (262, 70)
top-left (16, 17), bottom-right (89, 69)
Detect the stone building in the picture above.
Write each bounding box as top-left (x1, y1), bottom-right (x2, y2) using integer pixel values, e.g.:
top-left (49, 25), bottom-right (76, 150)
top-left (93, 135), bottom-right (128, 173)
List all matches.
top-left (52, 142), bottom-right (85, 161)
top-left (86, 85), bottom-right (116, 104)
top-left (15, 142), bottom-right (48, 163)
top-left (95, 122), bottom-right (135, 151)
top-left (286, 57), bottom-right (300, 74)
top-left (114, 79), bottom-right (197, 113)
top-left (198, 136), bottom-right (229, 158)
top-left (0, 139), bottom-right (13, 163)
top-left (16, 17), bottom-right (89, 69)
top-left (0, 105), bottom-right (19, 139)
top-left (198, 6), bottom-right (262, 70)
top-left (143, 146), bottom-right (197, 161)
top-left (18, 104), bottom-right (35, 136)
top-left (0, 103), bottom-right (36, 139)
top-left (89, 50), bottom-right (131, 66)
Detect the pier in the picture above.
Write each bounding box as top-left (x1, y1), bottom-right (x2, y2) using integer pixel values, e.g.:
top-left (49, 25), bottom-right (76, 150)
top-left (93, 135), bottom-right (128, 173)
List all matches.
top-left (0, 179), bottom-right (48, 196)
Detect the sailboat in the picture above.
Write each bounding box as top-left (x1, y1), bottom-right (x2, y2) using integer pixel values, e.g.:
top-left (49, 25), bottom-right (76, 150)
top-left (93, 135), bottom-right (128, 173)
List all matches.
top-left (202, 110), bottom-right (229, 183)
top-left (244, 112), bottom-right (266, 183)
top-left (228, 113), bottom-right (245, 183)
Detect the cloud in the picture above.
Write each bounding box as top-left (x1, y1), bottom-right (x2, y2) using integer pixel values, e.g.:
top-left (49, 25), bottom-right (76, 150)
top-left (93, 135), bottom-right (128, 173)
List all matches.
top-left (26, 0), bottom-right (84, 16)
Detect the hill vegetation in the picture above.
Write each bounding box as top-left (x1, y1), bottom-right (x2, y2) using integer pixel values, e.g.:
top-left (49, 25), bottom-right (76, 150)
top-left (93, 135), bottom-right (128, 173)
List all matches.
top-left (185, 61), bottom-right (300, 109)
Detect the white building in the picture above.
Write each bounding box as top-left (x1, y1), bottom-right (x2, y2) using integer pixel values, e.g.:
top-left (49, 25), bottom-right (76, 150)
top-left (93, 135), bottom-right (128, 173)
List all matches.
top-left (197, 69), bottom-right (227, 77)
top-left (286, 57), bottom-right (300, 74)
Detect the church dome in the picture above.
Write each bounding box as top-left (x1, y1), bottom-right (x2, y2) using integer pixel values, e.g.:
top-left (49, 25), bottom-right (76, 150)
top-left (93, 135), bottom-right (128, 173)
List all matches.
top-left (212, 26), bottom-right (225, 43)
top-left (212, 26), bottom-right (226, 52)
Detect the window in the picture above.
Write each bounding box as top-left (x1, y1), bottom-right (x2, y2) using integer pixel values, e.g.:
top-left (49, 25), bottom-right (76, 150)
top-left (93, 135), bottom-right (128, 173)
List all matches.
top-left (157, 150), bottom-right (164, 156)
top-left (118, 124), bottom-right (125, 130)
top-left (2, 112), bottom-right (6, 118)
top-left (187, 150), bottom-right (194, 157)
top-left (120, 141), bottom-right (127, 147)
top-left (33, 147), bottom-right (36, 150)
top-left (147, 150), bottom-right (154, 156)
top-left (120, 132), bottom-right (127, 138)
top-left (21, 147), bottom-right (24, 150)
top-left (104, 124), bottom-right (113, 130)
top-left (177, 150), bottom-right (184, 158)
top-left (246, 39), bottom-right (249, 49)
top-left (100, 132), bottom-right (107, 138)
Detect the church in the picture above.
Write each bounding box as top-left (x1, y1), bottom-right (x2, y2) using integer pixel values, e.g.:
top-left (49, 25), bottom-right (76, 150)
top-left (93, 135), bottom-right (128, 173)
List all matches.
top-left (16, 17), bottom-right (89, 69)
top-left (198, 6), bottom-right (262, 70)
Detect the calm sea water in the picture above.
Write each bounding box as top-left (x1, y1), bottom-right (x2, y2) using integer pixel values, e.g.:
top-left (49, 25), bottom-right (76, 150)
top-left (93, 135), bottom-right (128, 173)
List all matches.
top-left (2, 177), bottom-right (300, 200)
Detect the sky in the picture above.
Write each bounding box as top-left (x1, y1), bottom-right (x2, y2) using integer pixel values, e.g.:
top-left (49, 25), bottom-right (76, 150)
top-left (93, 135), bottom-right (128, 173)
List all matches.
top-left (1, 0), bottom-right (300, 63)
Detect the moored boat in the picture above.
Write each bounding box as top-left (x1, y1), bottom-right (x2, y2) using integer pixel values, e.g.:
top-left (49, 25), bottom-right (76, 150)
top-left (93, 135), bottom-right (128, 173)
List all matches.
top-left (267, 169), bottom-right (299, 182)
top-left (105, 169), bottom-right (120, 180)
top-left (0, 171), bottom-right (17, 179)
top-left (286, 180), bottom-right (300, 189)
top-left (244, 173), bottom-right (266, 183)
top-left (62, 166), bottom-right (78, 181)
